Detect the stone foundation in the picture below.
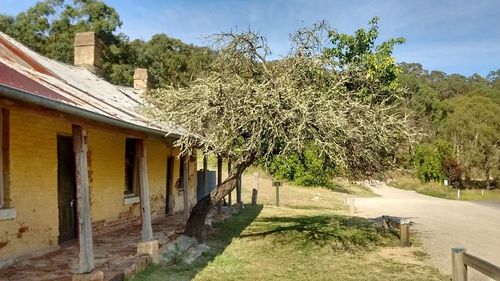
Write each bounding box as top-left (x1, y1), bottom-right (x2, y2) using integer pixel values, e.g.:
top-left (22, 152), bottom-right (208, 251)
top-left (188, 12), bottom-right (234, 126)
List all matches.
top-left (72, 270), bottom-right (104, 281)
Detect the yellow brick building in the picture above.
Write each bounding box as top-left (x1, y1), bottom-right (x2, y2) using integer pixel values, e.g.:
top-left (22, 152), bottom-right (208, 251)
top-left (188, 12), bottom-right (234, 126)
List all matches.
top-left (0, 31), bottom-right (199, 268)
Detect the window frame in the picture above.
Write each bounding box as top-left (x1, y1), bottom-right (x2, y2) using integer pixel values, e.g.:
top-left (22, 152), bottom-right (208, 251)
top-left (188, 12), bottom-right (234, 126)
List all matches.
top-left (124, 138), bottom-right (139, 197)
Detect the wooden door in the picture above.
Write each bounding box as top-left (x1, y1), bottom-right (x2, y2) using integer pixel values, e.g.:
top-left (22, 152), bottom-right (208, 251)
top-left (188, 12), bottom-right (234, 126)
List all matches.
top-left (57, 136), bottom-right (77, 243)
top-left (165, 157), bottom-right (174, 215)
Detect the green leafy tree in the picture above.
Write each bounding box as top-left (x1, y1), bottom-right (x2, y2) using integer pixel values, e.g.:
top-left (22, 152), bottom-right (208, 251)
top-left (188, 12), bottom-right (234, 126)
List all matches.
top-left (487, 69), bottom-right (500, 90)
top-left (266, 145), bottom-right (336, 187)
top-left (0, 0), bottom-right (122, 63)
top-left (413, 140), bottom-right (452, 183)
top-left (325, 17), bottom-right (405, 104)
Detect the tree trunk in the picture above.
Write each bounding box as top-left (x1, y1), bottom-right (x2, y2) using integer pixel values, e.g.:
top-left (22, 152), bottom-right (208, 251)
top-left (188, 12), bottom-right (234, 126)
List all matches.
top-left (184, 152), bottom-right (255, 241)
top-left (485, 168), bottom-right (491, 190)
top-left (464, 168), bottom-right (471, 188)
top-left (183, 169), bottom-right (241, 241)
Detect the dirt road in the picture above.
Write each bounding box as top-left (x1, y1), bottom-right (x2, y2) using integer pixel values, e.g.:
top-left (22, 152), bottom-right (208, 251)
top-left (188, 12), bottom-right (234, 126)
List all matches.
top-left (355, 183), bottom-right (500, 281)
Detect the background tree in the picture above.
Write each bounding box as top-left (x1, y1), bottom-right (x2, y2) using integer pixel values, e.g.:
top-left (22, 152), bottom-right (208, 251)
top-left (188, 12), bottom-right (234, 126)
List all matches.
top-left (0, 0), bottom-right (213, 87)
top-left (445, 89), bottom-right (500, 187)
top-left (144, 19), bottom-right (414, 240)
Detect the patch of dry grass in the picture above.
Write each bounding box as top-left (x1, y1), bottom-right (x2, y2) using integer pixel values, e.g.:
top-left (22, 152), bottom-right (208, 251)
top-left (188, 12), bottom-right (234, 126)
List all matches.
top-left (391, 174), bottom-right (500, 201)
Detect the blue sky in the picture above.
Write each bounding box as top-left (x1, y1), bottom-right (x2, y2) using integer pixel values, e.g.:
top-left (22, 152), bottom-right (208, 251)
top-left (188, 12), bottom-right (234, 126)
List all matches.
top-left (2, 0), bottom-right (500, 76)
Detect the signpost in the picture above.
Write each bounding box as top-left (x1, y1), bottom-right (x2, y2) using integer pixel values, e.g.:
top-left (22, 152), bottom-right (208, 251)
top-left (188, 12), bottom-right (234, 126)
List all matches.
top-left (272, 181), bottom-right (282, 207)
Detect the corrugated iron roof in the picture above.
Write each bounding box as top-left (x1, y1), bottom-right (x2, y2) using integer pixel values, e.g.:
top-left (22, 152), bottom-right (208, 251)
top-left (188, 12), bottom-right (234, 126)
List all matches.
top-left (0, 31), bottom-right (185, 138)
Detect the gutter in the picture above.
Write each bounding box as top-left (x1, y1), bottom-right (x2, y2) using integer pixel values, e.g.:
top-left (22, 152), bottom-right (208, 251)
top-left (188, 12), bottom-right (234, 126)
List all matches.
top-left (0, 84), bottom-right (181, 140)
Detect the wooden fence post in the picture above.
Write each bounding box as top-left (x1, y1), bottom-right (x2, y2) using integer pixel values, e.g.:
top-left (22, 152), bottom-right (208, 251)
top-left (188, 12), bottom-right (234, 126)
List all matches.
top-left (452, 247), bottom-right (468, 281)
top-left (399, 219), bottom-right (410, 247)
top-left (251, 172), bottom-right (259, 205)
top-left (275, 184), bottom-right (280, 207)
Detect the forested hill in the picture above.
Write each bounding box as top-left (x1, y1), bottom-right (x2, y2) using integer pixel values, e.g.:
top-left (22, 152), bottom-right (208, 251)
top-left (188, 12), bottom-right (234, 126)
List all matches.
top-left (0, 0), bottom-right (214, 88)
top-left (1, 0), bottom-right (499, 187)
top-left (399, 63), bottom-right (499, 187)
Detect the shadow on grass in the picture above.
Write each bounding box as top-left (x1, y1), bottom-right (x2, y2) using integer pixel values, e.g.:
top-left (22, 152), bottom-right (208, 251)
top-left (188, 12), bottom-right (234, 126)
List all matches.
top-left (240, 214), bottom-right (399, 251)
top-left (129, 205), bottom-right (263, 281)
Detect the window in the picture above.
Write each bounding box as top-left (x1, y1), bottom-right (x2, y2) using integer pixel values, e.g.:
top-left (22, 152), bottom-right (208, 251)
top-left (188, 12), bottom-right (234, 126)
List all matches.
top-left (124, 138), bottom-right (138, 196)
top-left (176, 155), bottom-right (185, 194)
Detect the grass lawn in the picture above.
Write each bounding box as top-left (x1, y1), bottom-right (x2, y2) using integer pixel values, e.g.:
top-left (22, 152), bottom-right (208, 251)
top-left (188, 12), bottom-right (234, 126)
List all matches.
top-left (129, 176), bottom-right (447, 281)
top-left (391, 174), bottom-right (500, 201)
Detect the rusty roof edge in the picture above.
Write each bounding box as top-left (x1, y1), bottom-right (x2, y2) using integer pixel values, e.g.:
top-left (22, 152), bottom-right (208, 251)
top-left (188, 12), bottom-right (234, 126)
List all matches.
top-left (0, 83), bottom-right (182, 140)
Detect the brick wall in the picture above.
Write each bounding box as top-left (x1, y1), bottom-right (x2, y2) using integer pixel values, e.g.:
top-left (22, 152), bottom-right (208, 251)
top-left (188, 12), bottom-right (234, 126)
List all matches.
top-left (0, 106), bottom-right (198, 263)
top-left (0, 109), bottom-right (68, 260)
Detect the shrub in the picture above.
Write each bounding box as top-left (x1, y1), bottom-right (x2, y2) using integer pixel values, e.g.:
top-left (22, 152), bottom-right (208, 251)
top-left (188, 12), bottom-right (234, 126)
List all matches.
top-left (442, 157), bottom-right (463, 187)
top-left (413, 140), bottom-right (452, 183)
top-left (266, 145), bottom-right (336, 187)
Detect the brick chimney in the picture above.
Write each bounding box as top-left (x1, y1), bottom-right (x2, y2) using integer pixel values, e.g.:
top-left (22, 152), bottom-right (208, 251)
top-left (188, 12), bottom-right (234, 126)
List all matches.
top-left (74, 32), bottom-right (102, 74)
top-left (133, 68), bottom-right (150, 91)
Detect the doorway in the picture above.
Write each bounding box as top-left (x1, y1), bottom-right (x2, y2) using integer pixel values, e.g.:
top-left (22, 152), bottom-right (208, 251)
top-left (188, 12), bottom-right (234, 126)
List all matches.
top-left (165, 156), bottom-right (174, 215)
top-left (57, 135), bottom-right (77, 243)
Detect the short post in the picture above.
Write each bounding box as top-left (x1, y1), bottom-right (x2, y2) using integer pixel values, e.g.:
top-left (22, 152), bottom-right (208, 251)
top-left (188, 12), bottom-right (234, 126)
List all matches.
top-left (273, 181), bottom-right (281, 207)
top-left (276, 184), bottom-right (279, 207)
top-left (452, 247), bottom-right (468, 281)
top-left (349, 198), bottom-right (355, 214)
top-left (399, 219), bottom-right (411, 247)
top-left (251, 172), bottom-right (259, 205)
top-left (457, 189), bottom-right (461, 200)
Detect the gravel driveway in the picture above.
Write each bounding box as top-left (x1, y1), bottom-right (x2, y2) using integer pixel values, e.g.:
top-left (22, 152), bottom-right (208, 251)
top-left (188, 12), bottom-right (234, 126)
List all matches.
top-left (354, 182), bottom-right (500, 281)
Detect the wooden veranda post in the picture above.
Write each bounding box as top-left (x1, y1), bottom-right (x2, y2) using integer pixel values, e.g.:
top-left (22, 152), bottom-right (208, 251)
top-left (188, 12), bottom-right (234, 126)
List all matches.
top-left (183, 154), bottom-right (190, 221)
top-left (138, 140), bottom-right (153, 241)
top-left (203, 155), bottom-right (208, 195)
top-left (72, 126), bottom-right (95, 273)
top-left (452, 247), bottom-right (468, 281)
top-left (227, 159), bottom-right (232, 206)
top-left (216, 156), bottom-right (222, 216)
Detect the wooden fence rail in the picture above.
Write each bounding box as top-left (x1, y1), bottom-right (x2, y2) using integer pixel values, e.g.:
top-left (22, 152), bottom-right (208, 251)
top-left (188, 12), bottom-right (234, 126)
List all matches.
top-left (381, 215), bottom-right (410, 247)
top-left (452, 247), bottom-right (500, 281)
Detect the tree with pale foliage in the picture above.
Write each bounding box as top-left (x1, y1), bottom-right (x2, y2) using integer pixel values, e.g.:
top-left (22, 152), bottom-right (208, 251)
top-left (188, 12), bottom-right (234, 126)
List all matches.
top-left (144, 18), bottom-right (415, 240)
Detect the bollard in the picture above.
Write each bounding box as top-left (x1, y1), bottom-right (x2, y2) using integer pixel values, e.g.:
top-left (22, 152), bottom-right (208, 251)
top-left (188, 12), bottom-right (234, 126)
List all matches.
top-left (276, 184), bottom-right (280, 207)
top-left (451, 247), bottom-right (467, 281)
top-left (273, 181), bottom-right (282, 207)
top-left (350, 198), bottom-right (355, 213)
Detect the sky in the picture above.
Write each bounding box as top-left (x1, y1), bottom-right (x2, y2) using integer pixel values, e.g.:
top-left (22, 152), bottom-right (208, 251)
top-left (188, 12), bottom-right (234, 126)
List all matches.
top-left (2, 0), bottom-right (500, 76)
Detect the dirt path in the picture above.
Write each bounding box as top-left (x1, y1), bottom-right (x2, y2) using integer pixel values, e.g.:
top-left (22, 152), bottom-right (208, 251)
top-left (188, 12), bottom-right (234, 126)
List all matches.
top-left (354, 182), bottom-right (500, 281)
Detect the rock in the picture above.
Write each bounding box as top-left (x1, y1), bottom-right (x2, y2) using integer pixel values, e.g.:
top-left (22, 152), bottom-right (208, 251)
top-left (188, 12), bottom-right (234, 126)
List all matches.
top-left (159, 235), bottom-right (198, 265)
top-left (183, 244), bottom-right (211, 265)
